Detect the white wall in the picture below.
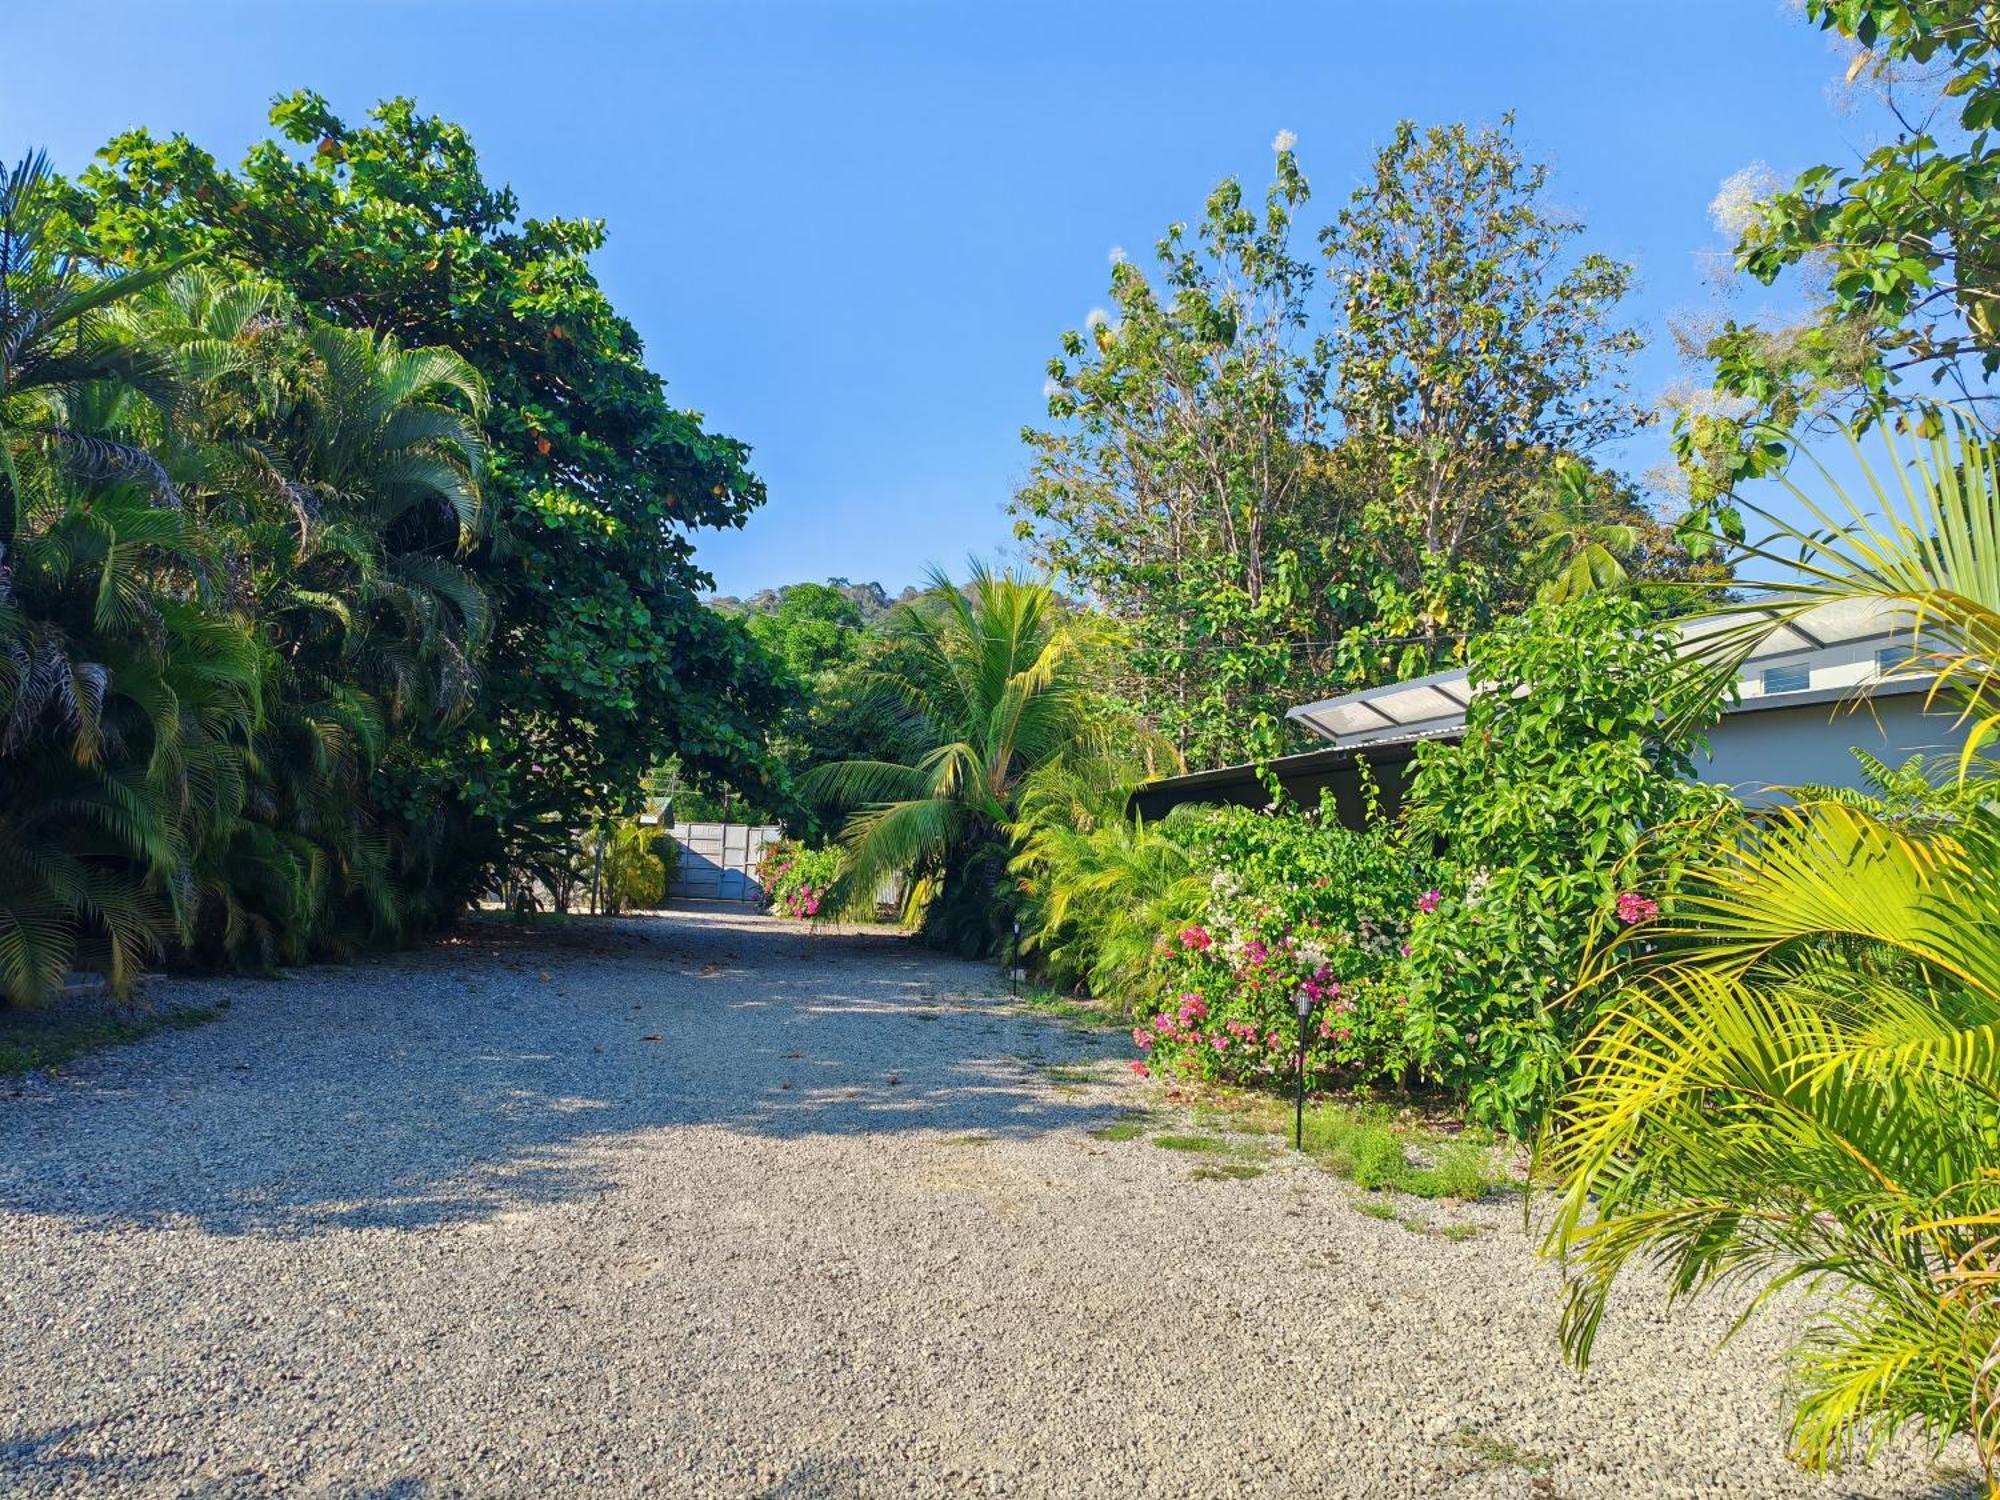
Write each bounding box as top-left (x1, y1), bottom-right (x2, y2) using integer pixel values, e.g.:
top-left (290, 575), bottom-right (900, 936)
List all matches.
top-left (1698, 692), bottom-right (1967, 800)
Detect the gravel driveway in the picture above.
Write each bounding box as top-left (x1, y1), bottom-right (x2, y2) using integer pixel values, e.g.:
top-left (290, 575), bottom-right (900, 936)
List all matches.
top-left (0, 907), bottom-right (1977, 1499)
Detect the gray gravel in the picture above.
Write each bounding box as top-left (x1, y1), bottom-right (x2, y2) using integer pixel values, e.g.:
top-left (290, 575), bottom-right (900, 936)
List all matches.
top-left (0, 906), bottom-right (1979, 1498)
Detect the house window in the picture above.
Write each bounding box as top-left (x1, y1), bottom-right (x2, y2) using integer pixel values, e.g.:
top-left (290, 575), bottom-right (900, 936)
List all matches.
top-left (1875, 644), bottom-right (1917, 675)
top-left (1762, 663), bottom-right (1810, 695)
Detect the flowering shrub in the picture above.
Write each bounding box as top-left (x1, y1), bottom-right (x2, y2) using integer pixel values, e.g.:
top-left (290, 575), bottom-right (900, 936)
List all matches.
top-left (1131, 798), bottom-right (1415, 1088)
top-left (757, 841), bottom-right (843, 921)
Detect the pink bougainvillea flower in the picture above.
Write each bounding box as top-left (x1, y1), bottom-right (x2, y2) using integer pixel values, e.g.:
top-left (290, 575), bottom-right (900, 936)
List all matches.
top-left (1615, 891), bottom-right (1660, 926)
top-left (1178, 925), bottom-right (1213, 951)
top-left (1129, 1060), bottom-right (1149, 1077)
top-left (1417, 889), bottom-right (1442, 915)
top-left (1132, 1028), bottom-right (1155, 1050)
top-left (1399, 942), bottom-right (1412, 958)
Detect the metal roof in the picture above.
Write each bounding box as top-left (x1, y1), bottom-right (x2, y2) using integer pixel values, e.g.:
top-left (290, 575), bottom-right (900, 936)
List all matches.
top-left (1288, 598), bottom-right (1928, 748)
top-left (1126, 735), bottom-right (1433, 825)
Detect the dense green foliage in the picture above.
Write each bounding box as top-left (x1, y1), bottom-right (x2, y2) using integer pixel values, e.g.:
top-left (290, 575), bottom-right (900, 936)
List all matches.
top-left (0, 96), bottom-right (777, 999)
top-left (1, 147), bottom-right (505, 998)
top-left (1549, 413), bottom-right (2000, 1482)
top-left (54, 93), bottom-right (787, 903)
top-left (728, 581), bottom-right (928, 835)
top-left (1397, 594), bottom-right (1732, 1132)
top-left (1017, 596), bottom-right (1732, 1133)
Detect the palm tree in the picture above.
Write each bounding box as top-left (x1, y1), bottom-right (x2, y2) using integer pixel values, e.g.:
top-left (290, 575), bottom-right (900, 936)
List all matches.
top-left (128, 278), bottom-right (490, 961)
top-left (0, 152), bottom-right (184, 510)
top-left (804, 563), bottom-right (1105, 955)
top-left (0, 470), bottom-right (262, 1001)
top-left (0, 240), bottom-right (492, 996)
top-left (0, 159), bottom-right (259, 1001)
top-left (1522, 457), bottom-right (1638, 603)
top-left (1544, 410), bottom-right (2000, 1485)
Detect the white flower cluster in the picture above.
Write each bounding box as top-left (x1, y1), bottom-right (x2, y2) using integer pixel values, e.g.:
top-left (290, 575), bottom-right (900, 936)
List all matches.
top-left (1463, 869), bottom-right (1493, 908)
top-left (1709, 164), bottom-right (1779, 240)
top-left (1291, 932), bottom-right (1334, 973)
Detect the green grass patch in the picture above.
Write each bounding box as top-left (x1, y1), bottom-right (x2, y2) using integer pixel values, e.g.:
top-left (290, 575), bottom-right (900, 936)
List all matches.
top-left (1353, 1198), bottom-right (1399, 1221)
top-left (1040, 1063), bottom-right (1098, 1085)
top-left (1401, 1143), bottom-right (1491, 1201)
top-left (1291, 1098), bottom-right (1509, 1200)
top-left (1017, 989), bottom-right (1119, 1030)
top-left (0, 1002), bottom-right (227, 1078)
top-left (1190, 1163), bottom-right (1264, 1182)
top-left (1089, 1116), bottom-right (1150, 1142)
top-left (1153, 1133), bottom-right (1231, 1154)
top-left (1436, 1223), bottom-right (1482, 1242)
top-left (1348, 1126), bottom-right (1406, 1189)
top-left (1454, 1430), bottom-right (1555, 1474)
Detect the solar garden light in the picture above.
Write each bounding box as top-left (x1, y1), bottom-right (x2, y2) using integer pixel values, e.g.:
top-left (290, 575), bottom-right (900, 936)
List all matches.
top-left (1294, 988), bottom-right (1312, 1150)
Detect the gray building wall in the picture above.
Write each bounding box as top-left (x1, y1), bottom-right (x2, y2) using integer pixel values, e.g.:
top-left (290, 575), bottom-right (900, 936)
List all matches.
top-left (1697, 690), bottom-right (1967, 800)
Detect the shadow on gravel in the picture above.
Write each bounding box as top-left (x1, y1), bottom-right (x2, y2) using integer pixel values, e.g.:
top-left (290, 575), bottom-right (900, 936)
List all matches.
top-left (0, 909), bottom-right (1127, 1239)
top-left (0, 1424), bottom-right (434, 1498)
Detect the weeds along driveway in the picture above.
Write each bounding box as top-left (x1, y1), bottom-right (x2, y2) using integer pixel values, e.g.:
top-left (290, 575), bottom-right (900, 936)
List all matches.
top-left (0, 908), bottom-right (1976, 1499)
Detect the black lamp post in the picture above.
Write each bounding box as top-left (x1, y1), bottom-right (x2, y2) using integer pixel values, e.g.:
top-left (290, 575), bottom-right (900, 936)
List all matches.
top-left (1294, 989), bottom-right (1312, 1151)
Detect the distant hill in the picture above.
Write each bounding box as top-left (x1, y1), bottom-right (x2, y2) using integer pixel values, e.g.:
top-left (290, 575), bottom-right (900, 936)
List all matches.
top-left (708, 578), bottom-right (920, 624)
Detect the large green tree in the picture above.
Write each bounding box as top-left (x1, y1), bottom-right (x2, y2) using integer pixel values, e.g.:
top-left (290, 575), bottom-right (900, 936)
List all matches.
top-left (1016, 123), bottom-right (1666, 770)
top-left (1015, 138), bottom-right (1344, 770)
top-left (57, 92), bottom-right (786, 898)
top-left (1322, 116), bottom-right (1647, 653)
top-left (1677, 0), bottom-right (2000, 545)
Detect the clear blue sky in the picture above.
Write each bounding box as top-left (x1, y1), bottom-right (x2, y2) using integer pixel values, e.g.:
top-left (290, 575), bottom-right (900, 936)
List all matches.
top-left (4, 1), bottom-right (1880, 598)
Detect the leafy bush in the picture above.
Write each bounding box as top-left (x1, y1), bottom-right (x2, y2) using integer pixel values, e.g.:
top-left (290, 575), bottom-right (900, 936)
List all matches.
top-left (1009, 770), bottom-right (1210, 1003)
top-left (1397, 593), bottom-right (1732, 1133)
top-left (600, 821), bottom-right (668, 914)
top-left (1348, 1127), bottom-right (1407, 1190)
top-left (758, 841), bottom-right (842, 921)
